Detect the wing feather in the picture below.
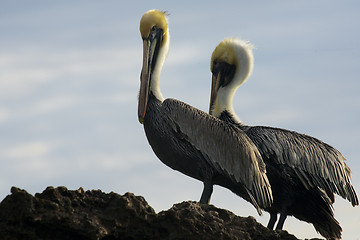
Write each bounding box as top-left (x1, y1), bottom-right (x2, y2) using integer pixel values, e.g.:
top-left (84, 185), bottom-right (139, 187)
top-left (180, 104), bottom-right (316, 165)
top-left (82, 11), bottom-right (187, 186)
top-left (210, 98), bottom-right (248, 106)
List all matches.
top-left (162, 99), bottom-right (273, 210)
top-left (247, 126), bottom-right (358, 206)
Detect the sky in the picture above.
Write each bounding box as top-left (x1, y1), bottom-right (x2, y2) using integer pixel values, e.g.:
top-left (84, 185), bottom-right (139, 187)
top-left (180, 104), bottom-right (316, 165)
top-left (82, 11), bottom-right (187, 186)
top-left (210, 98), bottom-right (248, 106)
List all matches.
top-left (1, 1), bottom-right (360, 239)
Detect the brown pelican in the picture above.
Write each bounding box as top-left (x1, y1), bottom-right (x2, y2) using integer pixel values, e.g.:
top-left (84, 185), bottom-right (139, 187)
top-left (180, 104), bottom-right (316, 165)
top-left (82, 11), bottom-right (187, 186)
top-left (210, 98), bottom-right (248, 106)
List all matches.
top-left (137, 10), bottom-right (273, 214)
top-left (209, 38), bottom-right (359, 239)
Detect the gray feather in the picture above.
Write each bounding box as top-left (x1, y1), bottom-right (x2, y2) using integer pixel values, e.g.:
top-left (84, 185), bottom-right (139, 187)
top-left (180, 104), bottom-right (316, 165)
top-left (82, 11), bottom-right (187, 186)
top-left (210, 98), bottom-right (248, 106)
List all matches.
top-left (162, 98), bottom-right (273, 210)
top-left (247, 126), bottom-right (358, 206)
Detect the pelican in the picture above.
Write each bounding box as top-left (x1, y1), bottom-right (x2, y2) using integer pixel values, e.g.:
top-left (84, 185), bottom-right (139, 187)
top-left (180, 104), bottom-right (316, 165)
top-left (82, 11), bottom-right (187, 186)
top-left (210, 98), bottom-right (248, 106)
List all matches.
top-left (209, 38), bottom-right (359, 239)
top-left (137, 10), bottom-right (273, 214)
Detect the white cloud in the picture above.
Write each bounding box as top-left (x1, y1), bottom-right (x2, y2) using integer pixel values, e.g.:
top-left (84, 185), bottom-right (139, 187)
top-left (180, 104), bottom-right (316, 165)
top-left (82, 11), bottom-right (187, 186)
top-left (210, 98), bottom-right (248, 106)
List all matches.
top-left (0, 68), bottom-right (54, 98)
top-left (30, 95), bottom-right (80, 115)
top-left (0, 46), bottom-right (139, 99)
top-left (0, 107), bottom-right (10, 123)
top-left (166, 44), bottom-right (204, 66)
top-left (4, 141), bottom-right (53, 159)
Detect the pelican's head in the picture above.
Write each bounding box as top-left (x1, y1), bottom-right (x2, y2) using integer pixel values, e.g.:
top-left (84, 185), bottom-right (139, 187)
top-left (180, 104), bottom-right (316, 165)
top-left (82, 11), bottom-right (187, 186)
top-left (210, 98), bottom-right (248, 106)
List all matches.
top-left (209, 38), bottom-right (254, 119)
top-left (138, 10), bottom-right (170, 123)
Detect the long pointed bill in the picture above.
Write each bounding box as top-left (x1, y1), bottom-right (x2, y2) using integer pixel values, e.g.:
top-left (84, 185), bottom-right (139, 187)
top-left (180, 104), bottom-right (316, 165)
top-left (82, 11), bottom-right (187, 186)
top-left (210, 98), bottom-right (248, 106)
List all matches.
top-left (209, 72), bottom-right (221, 114)
top-left (138, 37), bottom-right (158, 124)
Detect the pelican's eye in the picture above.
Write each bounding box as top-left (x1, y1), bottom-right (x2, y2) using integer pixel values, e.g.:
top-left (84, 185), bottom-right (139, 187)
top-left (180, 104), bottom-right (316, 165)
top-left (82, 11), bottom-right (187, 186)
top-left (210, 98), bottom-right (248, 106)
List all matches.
top-left (212, 60), bottom-right (220, 74)
top-left (151, 25), bottom-right (158, 32)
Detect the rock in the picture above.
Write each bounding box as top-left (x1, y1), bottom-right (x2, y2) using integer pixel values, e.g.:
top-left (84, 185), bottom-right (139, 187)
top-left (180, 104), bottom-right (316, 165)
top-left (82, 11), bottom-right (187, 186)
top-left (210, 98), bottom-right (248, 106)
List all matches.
top-left (154, 201), bottom-right (298, 240)
top-left (0, 186), bottom-right (313, 240)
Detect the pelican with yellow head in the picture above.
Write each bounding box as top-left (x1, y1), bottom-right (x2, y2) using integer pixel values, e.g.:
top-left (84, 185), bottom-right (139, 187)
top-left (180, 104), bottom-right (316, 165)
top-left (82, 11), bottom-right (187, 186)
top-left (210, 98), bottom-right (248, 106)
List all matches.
top-left (208, 38), bottom-right (358, 239)
top-left (138, 10), bottom-right (272, 213)
top-left (137, 10), bottom-right (273, 214)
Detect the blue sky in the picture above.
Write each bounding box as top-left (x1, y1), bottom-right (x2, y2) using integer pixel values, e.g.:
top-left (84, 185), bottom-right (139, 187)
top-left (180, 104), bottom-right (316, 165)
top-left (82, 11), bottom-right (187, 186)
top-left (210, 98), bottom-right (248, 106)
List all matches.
top-left (1, 1), bottom-right (360, 239)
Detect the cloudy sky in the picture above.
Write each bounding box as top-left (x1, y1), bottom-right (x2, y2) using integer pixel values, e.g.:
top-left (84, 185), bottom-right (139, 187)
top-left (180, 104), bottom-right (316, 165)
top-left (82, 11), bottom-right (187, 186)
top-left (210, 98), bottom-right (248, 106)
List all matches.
top-left (1, 1), bottom-right (359, 239)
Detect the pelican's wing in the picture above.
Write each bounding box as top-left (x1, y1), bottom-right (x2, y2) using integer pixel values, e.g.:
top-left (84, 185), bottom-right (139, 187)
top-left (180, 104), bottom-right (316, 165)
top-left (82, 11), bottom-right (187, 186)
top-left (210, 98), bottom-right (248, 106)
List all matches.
top-left (162, 98), bottom-right (272, 211)
top-left (247, 126), bottom-right (358, 206)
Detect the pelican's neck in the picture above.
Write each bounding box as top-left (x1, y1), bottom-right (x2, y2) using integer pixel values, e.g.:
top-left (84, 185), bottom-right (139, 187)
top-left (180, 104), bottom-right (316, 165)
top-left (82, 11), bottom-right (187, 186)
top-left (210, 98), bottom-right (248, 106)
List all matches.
top-left (150, 33), bottom-right (170, 102)
top-left (210, 65), bottom-right (254, 124)
top-left (211, 86), bottom-right (242, 123)
top-left (211, 66), bottom-right (253, 124)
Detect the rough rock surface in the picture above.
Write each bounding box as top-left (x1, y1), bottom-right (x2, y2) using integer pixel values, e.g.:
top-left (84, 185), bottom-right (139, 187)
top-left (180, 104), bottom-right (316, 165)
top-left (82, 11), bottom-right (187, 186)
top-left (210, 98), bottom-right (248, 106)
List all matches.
top-left (0, 186), bottom-right (320, 240)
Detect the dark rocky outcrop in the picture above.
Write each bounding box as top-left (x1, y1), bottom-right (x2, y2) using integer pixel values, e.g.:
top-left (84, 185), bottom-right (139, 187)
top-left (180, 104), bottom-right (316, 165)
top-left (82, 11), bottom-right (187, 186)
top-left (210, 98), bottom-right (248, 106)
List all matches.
top-left (0, 186), bottom-right (320, 240)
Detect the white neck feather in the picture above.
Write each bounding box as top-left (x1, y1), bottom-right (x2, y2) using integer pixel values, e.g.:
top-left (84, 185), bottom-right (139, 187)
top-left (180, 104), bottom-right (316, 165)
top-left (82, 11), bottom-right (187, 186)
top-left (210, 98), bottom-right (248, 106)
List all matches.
top-left (212, 86), bottom-right (240, 121)
top-left (150, 32), bottom-right (170, 102)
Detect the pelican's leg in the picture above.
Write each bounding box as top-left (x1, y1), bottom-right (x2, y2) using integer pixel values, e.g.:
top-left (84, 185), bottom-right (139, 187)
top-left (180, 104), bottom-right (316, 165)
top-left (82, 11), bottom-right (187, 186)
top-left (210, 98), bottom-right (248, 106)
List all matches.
top-left (199, 180), bottom-right (213, 204)
top-left (267, 213), bottom-right (277, 230)
top-left (275, 207), bottom-right (288, 230)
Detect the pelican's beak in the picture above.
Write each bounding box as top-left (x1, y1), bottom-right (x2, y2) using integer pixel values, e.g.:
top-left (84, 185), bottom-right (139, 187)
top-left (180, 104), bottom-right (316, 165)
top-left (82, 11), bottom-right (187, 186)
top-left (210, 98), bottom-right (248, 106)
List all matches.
top-left (209, 71), bottom-right (221, 114)
top-left (138, 28), bottom-right (162, 124)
